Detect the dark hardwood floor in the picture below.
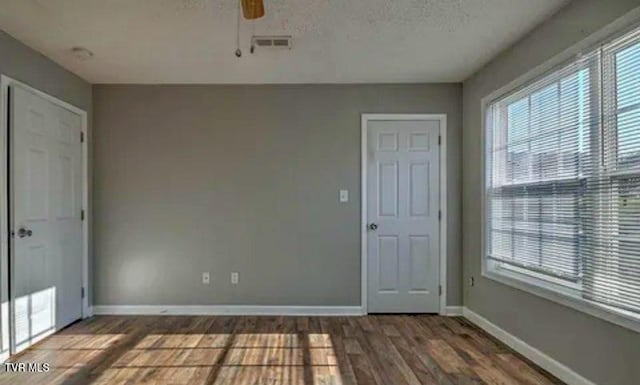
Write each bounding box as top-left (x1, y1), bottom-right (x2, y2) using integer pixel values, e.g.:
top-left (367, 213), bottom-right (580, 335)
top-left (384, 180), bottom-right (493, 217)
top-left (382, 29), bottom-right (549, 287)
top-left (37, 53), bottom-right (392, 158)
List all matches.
top-left (0, 315), bottom-right (564, 385)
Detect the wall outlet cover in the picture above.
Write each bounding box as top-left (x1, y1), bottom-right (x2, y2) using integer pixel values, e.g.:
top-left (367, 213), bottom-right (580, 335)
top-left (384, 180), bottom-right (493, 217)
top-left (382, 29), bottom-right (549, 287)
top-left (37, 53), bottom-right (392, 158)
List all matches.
top-left (340, 189), bottom-right (349, 203)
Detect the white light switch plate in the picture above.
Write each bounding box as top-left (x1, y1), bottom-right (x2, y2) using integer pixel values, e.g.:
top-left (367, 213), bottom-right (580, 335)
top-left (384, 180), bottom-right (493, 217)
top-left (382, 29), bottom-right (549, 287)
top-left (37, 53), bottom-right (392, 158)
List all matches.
top-left (202, 272), bottom-right (210, 285)
top-left (340, 189), bottom-right (349, 203)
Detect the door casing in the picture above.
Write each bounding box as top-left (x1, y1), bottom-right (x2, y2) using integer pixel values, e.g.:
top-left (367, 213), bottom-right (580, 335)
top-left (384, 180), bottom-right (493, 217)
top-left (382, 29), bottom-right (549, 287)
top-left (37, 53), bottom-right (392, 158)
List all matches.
top-left (361, 114), bottom-right (447, 315)
top-left (0, 75), bottom-right (90, 358)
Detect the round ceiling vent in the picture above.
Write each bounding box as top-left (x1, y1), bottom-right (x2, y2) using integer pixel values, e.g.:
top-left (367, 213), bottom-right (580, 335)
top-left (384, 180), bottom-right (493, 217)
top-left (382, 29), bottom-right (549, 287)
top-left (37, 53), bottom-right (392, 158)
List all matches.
top-left (70, 46), bottom-right (94, 60)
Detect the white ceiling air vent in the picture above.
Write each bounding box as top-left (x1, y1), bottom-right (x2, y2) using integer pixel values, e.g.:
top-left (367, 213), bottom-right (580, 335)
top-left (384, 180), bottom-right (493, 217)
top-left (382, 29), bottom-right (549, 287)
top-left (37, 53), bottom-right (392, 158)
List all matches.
top-left (251, 35), bottom-right (292, 52)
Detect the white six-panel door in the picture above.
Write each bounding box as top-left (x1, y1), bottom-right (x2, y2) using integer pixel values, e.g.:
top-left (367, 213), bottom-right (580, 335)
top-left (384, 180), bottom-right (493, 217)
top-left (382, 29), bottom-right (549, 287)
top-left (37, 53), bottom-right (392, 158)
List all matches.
top-left (10, 85), bottom-right (83, 352)
top-left (366, 118), bottom-right (440, 313)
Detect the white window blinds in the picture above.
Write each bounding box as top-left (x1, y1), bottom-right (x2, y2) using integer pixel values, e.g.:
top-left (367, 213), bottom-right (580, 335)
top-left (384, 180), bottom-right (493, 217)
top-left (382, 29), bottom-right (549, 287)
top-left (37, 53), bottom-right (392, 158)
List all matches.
top-left (587, 29), bottom-right (640, 314)
top-left (486, 25), bottom-right (640, 317)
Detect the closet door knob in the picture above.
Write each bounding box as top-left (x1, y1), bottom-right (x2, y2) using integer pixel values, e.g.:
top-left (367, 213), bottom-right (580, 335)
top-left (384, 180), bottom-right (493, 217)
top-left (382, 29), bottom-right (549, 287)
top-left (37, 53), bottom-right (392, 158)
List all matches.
top-left (17, 227), bottom-right (33, 238)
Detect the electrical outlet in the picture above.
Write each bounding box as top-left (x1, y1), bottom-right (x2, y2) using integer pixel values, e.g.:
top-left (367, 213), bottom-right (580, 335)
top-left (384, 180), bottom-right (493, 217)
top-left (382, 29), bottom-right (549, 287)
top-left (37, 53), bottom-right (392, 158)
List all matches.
top-left (339, 189), bottom-right (349, 203)
top-left (202, 272), bottom-right (210, 285)
top-left (231, 272), bottom-right (239, 285)
top-left (469, 276), bottom-right (475, 287)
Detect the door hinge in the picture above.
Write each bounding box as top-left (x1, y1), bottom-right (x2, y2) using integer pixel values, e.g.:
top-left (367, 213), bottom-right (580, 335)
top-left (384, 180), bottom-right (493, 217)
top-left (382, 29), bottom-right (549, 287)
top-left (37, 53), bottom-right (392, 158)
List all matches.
top-left (81, 287), bottom-right (85, 299)
top-left (81, 209), bottom-right (85, 221)
top-left (438, 135), bottom-right (441, 146)
top-left (438, 210), bottom-right (442, 221)
top-left (80, 131), bottom-right (84, 143)
top-left (438, 285), bottom-right (442, 296)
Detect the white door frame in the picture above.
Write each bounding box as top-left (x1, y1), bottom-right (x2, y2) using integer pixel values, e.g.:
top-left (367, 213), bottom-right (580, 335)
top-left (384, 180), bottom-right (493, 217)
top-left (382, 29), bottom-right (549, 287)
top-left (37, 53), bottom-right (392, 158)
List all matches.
top-left (0, 75), bottom-right (90, 357)
top-left (361, 114), bottom-right (447, 315)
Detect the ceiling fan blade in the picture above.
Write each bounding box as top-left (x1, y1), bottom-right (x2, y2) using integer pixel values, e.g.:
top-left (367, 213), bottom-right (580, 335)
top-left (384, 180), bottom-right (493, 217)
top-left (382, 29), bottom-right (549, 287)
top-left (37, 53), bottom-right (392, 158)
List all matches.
top-left (241, 0), bottom-right (265, 20)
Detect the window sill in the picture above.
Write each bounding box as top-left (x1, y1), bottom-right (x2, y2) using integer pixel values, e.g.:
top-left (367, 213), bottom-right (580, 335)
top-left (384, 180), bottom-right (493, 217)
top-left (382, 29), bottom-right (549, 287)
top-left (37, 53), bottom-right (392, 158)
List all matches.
top-left (483, 264), bottom-right (640, 334)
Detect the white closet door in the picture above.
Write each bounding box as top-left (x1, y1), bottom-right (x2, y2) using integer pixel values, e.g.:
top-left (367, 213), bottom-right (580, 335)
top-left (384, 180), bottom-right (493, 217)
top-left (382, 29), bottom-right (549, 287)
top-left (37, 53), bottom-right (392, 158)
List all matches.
top-left (367, 119), bottom-right (440, 313)
top-left (11, 85), bottom-right (82, 352)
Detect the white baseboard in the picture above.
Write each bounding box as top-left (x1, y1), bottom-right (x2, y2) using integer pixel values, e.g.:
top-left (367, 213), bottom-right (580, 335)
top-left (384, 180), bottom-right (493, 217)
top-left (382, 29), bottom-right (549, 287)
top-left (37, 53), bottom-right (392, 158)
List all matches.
top-left (92, 305), bottom-right (365, 317)
top-left (462, 307), bottom-right (597, 385)
top-left (83, 306), bottom-right (94, 318)
top-left (443, 306), bottom-right (464, 316)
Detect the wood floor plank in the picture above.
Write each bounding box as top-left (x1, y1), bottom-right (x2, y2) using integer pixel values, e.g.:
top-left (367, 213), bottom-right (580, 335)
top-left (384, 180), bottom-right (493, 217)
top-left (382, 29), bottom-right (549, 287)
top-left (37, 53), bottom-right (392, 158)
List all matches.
top-left (348, 317), bottom-right (395, 385)
top-left (495, 354), bottom-right (562, 385)
top-left (386, 325), bottom-right (439, 384)
top-left (369, 316), bottom-right (424, 385)
top-left (0, 315), bottom-right (566, 385)
top-left (396, 316), bottom-right (462, 385)
top-left (319, 317), bottom-right (358, 385)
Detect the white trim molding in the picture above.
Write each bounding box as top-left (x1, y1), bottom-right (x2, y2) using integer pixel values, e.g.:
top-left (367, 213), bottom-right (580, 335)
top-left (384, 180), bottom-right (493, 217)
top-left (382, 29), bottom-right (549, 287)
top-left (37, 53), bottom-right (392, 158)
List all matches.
top-left (443, 306), bottom-right (463, 316)
top-left (463, 307), bottom-right (597, 385)
top-left (93, 305), bottom-right (365, 317)
top-left (361, 114), bottom-right (448, 315)
top-left (483, 269), bottom-right (640, 334)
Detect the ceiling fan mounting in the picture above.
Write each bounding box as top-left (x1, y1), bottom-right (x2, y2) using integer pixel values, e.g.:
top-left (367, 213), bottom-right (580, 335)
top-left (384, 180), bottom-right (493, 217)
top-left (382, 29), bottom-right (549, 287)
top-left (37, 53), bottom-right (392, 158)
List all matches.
top-left (241, 0), bottom-right (265, 20)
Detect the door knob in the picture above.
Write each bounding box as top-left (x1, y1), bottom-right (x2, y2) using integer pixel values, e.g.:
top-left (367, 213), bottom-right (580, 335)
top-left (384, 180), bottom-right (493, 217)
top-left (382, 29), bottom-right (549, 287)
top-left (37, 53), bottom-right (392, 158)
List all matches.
top-left (368, 223), bottom-right (378, 231)
top-left (17, 227), bottom-right (32, 238)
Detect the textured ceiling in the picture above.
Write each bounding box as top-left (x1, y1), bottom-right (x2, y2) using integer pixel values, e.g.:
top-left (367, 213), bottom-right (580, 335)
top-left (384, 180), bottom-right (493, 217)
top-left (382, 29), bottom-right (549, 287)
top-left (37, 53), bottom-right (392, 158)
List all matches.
top-left (0, 0), bottom-right (569, 84)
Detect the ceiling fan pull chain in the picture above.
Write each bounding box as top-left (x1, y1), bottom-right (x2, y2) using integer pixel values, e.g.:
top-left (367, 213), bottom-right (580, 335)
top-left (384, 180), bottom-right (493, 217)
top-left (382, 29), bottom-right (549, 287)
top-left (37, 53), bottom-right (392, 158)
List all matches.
top-left (250, 19), bottom-right (256, 54)
top-left (235, 0), bottom-right (242, 58)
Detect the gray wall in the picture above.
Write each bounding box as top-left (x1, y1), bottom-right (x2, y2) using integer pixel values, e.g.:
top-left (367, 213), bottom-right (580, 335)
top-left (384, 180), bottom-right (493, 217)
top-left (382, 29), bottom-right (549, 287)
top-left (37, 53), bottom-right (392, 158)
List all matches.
top-left (462, 1), bottom-right (640, 385)
top-left (93, 84), bottom-right (462, 307)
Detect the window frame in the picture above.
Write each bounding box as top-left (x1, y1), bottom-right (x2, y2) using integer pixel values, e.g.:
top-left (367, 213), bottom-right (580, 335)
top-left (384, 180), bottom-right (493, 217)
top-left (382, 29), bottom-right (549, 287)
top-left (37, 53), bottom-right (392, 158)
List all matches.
top-left (480, 18), bottom-right (640, 334)
top-left (485, 62), bottom-right (593, 284)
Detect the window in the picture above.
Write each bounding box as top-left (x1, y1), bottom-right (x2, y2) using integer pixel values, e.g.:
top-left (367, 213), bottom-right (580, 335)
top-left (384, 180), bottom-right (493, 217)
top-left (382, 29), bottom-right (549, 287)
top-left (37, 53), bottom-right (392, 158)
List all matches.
top-left (485, 25), bottom-right (640, 324)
